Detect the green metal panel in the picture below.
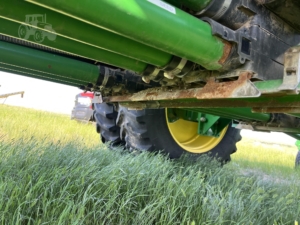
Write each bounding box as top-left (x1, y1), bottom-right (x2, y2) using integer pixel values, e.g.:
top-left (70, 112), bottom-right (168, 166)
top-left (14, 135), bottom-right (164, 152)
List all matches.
top-left (165, 106), bottom-right (270, 128)
top-left (0, 18), bottom-right (147, 73)
top-left (195, 108), bottom-right (271, 122)
top-left (167, 108), bottom-right (232, 137)
top-left (0, 40), bottom-right (99, 85)
top-left (197, 113), bottom-right (221, 135)
top-left (167, 107), bottom-right (270, 122)
top-left (28, 0), bottom-right (226, 70)
top-left (295, 140), bottom-right (300, 148)
top-left (0, 0), bottom-right (172, 67)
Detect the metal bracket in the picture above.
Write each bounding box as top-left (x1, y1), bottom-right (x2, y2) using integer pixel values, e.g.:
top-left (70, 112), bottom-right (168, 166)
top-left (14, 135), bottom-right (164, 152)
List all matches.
top-left (278, 46), bottom-right (300, 93)
top-left (201, 18), bottom-right (253, 64)
top-left (198, 113), bottom-right (219, 136)
top-left (166, 109), bottom-right (231, 137)
top-left (196, 72), bottom-right (261, 99)
top-left (105, 72), bottom-right (261, 104)
top-left (197, 114), bottom-right (231, 137)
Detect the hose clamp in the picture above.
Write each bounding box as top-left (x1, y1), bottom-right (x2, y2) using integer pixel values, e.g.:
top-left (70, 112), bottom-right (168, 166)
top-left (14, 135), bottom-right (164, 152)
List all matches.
top-left (212, 0), bottom-right (232, 20)
top-left (101, 67), bottom-right (110, 87)
top-left (142, 66), bottom-right (161, 83)
top-left (195, 0), bottom-right (232, 20)
top-left (164, 58), bottom-right (188, 79)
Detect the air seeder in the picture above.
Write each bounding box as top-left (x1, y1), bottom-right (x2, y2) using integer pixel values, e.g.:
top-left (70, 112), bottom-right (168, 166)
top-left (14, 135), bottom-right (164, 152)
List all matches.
top-left (1, 0), bottom-right (300, 162)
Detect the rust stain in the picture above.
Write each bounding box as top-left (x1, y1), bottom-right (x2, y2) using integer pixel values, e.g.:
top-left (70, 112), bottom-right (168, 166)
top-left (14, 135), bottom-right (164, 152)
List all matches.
top-left (117, 96), bottom-right (300, 109)
top-left (218, 40), bottom-right (232, 64)
top-left (145, 92), bottom-right (159, 98)
top-left (104, 72), bottom-right (253, 103)
top-left (196, 72), bottom-right (252, 99)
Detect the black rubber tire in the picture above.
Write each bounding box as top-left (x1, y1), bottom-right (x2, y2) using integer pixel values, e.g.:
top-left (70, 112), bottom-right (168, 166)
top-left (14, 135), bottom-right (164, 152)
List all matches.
top-left (117, 106), bottom-right (241, 162)
top-left (296, 151), bottom-right (300, 167)
top-left (94, 103), bottom-right (122, 145)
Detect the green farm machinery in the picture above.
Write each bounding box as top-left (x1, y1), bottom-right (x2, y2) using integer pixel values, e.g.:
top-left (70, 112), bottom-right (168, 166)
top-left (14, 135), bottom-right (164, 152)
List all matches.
top-left (2, 0), bottom-right (300, 162)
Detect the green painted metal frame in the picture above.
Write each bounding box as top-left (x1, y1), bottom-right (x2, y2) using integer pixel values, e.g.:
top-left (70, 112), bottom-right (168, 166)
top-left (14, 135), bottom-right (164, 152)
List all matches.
top-left (119, 88), bottom-right (300, 109)
top-left (0, 0), bottom-right (172, 68)
top-left (295, 140), bottom-right (300, 149)
top-left (167, 108), bottom-right (231, 137)
top-left (0, 18), bottom-right (147, 73)
top-left (27, 0), bottom-right (226, 70)
top-left (0, 40), bottom-right (99, 86)
top-left (0, 65), bottom-right (81, 87)
top-left (197, 113), bottom-right (231, 137)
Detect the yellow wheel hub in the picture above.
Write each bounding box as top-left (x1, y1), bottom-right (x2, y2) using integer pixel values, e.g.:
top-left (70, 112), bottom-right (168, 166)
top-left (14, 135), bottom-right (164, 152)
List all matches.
top-left (166, 110), bottom-right (228, 154)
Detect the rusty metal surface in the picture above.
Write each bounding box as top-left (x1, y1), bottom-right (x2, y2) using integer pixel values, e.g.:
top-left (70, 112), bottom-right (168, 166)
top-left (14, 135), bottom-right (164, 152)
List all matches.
top-left (116, 94), bottom-right (300, 110)
top-left (278, 45), bottom-right (300, 93)
top-left (218, 40), bottom-right (232, 64)
top-left (103, 71), bottom-right (300, 111)
top-left (105, 72), bottom-right (260, 103)
top-left (196, 72), bottom-right (260, 99)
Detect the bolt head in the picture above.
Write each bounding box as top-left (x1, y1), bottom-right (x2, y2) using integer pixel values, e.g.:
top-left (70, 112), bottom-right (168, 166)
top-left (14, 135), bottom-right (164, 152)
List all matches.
top-left (200, 117), bottom-right (207, 122)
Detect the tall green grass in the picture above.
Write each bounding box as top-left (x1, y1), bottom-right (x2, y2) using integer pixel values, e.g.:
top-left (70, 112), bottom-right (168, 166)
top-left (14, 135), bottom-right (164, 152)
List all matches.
top-left (233, 138), bottom-right (300, 181)
top-left (0, 105), bottom-right (99, 147)
top-left (0, 105), bottom-right (300, 224)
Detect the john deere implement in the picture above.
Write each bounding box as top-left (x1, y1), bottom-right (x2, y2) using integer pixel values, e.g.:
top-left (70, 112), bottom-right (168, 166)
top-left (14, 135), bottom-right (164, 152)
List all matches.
top-left (2, 0), bottom-right (300, 162)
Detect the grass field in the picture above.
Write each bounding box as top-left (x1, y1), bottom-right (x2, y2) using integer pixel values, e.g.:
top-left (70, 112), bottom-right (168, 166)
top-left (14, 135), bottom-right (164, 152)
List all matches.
top-left (1, 104), bottom-right (300, 224)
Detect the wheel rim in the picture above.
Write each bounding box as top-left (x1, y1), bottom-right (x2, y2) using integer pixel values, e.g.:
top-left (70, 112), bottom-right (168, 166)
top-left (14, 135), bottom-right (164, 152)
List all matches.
top-left (166, 109), bottom-right (228, 153)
